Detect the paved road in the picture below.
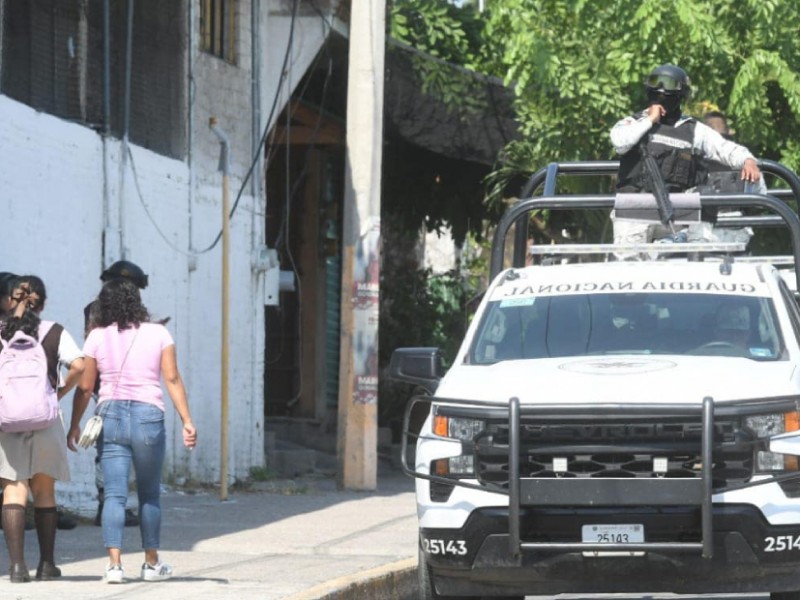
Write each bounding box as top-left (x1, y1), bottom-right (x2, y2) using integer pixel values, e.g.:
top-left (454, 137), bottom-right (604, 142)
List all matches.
top-left (0, 472), bottom-right (418, 599)
top-left (524, 596), bottom-right (765, 600)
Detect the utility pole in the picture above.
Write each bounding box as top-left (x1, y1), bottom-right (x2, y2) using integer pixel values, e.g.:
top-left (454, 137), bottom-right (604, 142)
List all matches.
top-left (210, 117), bottom-right (231, 501)
top-left (337, 0), bottom-right (386, 490)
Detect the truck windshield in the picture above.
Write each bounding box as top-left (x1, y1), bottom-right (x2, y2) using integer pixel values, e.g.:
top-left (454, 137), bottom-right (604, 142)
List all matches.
top-left (469, 293), bottom-right (784, 363)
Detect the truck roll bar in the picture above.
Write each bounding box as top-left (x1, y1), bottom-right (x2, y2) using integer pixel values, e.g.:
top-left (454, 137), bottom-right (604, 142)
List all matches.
top-left (510, 160), bottom-right (800, 273)
top-left (491, 193), bottom-right (800, 292)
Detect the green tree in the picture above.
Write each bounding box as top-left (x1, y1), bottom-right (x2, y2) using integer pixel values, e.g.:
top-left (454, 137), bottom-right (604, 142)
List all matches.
top-left (390, 0), bottom-right (800, 243)
top-left (390, 0), bottom-right (485, 68)
top-left (480, 0), bottom-right (800, 202)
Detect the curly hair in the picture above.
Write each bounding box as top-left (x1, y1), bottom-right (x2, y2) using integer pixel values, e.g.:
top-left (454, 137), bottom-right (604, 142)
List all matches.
top-left (1, 275), bottom-right (46, 340)
top-left (97, 278), bottom-right (150, 330)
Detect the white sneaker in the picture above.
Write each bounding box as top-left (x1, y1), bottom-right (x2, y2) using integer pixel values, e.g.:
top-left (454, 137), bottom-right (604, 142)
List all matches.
top-left (141, 561), bottom-right (172, 581)
top-left (105, 563), bottom-right (124, 584)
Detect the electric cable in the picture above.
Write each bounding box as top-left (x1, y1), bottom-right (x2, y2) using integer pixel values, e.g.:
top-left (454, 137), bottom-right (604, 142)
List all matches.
top-left (126, 140), bottom-right (197, 257)
top-left (125, 0), bottom-right (302, 257)
top-left (280, 39), bottom-right (334, 409)
top-left (265, 15), bottom-right (334, 372)
top-left (194, 0), bottom-right (301, 254)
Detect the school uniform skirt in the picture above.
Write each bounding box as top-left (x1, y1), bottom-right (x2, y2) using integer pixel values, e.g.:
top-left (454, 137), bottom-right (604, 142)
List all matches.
top-left (0, 415), bottom-right (70, 481)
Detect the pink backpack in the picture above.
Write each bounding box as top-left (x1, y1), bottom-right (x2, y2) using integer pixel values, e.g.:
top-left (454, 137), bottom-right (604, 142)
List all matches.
top-left (0, 321), bottom-right (60, 432)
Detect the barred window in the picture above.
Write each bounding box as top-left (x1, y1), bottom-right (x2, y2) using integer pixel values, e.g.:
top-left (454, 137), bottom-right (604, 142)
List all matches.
top-left (1, 0), bottom-right (89, 125)
top-left (1, 0), bottom-right (186, 159)
top-left (200, 0), bottom-right (236, 64)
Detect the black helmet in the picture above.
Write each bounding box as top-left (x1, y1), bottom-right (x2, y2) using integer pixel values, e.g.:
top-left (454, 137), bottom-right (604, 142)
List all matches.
top-left (101, 260), bottom-right (149, 289)
top-left (645, 64), bottom-right (692, 100)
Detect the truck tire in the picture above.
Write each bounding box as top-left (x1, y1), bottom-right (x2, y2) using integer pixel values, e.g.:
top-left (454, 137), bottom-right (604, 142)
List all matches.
top-left (419, 547), bottom-right (467, 600)
top-left (418, 547), bottom-right (524, 600)
top-left (772, 592), bottom-right (800, 600)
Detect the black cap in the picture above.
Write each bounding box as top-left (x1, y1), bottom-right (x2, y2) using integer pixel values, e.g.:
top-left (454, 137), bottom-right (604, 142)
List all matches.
top-left (100, 261), bottom-right (149, 289)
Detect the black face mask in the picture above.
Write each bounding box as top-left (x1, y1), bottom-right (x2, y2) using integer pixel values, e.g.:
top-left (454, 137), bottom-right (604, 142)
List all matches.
top-left (646, 89), bottom-right (682, 119)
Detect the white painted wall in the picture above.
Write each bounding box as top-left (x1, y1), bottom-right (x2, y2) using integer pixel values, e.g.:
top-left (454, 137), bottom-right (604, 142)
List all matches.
top-left (0, 0), bottom-right (335, 514)
top-left (261, 3), bottom-right (335, 136)
top-left (0, 95), bottom-right (262, 513)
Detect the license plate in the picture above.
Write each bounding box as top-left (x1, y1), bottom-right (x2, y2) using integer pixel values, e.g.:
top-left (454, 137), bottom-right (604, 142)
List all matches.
top-left (582, 524), bottom-right (644, 544)
top-left (582, 524), bottom-right (644, 556)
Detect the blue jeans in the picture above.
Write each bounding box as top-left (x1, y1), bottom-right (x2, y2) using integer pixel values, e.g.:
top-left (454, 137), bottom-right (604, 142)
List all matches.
top-left (97, 400), bottom-right (165, 550)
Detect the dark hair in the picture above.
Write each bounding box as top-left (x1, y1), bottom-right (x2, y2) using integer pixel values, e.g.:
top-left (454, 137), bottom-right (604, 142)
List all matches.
top-left (0, 272), bottom-right (17, 297)
top-left (97, 278), bottom-right (150, 330)
top-left (1, 275), bottom-right (46, 340)
top-left (9, 275), bottom-right (47, 311)
top-left (0, 272), bottom-right (18, 319)
top-left (703, 110), bottom-right (727, 121)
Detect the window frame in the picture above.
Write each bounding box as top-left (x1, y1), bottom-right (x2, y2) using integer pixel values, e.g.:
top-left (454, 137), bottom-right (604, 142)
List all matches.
top-left (200, 0), bottom-right (237, 64)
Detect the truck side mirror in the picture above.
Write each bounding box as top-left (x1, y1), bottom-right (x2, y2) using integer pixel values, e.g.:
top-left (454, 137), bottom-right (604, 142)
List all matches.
top-left (388, 347), bottom-right (443, 394)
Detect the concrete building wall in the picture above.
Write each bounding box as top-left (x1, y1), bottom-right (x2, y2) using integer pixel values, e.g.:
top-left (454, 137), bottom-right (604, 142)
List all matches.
top-left (0, 0), bottom-right (336, 513)
top-left (0, 91), bottom-right (262, 512)
top-left (190, 0), bottom-right (255, 179)
top-left (261, 3), bottom-right (332, 135)
top-left (184, 0), bottom-right (269, 487)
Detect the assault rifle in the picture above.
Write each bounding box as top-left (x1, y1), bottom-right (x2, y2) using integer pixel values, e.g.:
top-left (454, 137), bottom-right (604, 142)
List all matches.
top-left (640, 135), bottom-right (675, 228)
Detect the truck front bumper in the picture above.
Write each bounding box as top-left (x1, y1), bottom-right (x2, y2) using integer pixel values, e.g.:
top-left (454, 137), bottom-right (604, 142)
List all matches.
top-left (423, 505), bottom-right (800, 597)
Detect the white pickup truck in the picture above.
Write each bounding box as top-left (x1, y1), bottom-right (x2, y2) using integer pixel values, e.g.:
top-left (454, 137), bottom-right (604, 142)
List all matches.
top-left (390, 160), bottom-right (800, 600)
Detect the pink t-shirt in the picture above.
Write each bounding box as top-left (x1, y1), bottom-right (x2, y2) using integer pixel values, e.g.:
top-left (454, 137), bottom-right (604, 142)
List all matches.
top-left (83, 322), bottom-right (174, 411)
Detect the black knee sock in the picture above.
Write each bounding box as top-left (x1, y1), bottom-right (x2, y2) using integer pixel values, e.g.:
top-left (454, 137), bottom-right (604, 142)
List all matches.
top-left (2, 504), bottom-right (27, 565)
top-left (34, 507), bottom-right (57, 565)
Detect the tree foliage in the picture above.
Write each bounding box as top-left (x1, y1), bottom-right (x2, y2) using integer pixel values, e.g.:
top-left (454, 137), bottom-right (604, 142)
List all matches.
top-left (378, 265), bottom-right (468, 429)
top-left (479, 0), bottom-right (800, 199)
top-left (390, 0), bottom-right (485, 68)
top-left (379, 2), bottom-right (800, 425)
top-left (391, 0), bottom-right (800, 205)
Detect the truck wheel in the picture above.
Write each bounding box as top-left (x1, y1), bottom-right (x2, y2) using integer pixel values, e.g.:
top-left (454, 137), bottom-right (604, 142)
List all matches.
top-left (418, 547), bottom-right (468, 600)
top-left (772, 593), bottom-right (800, 600)
top-left (418, 547), bottom-right (524, 600)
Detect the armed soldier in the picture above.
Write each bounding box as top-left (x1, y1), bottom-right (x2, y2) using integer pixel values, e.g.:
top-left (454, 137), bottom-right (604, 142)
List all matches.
top-left (610, 64), bottom-right (762, 244)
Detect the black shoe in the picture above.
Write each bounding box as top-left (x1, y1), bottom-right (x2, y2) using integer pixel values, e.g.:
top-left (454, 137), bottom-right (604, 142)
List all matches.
top-left (124, 508), bottom-right (139, 527)
top-left (9, 562), bottom-right (30, 583)
top-left (56, 508), bottom-right (77, 530)
top-left (35, 561), bottom-right (61, 580)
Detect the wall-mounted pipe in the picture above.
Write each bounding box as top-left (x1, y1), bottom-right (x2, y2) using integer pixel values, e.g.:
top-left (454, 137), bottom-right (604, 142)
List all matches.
top-left (209, 117), bottom-right (230, 502)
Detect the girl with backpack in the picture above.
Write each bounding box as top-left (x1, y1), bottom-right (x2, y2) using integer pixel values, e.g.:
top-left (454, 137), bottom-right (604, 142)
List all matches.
top-left (68, 278), bottom-right (197, 584)
top-left (0, 275), bottom-right (84, 582)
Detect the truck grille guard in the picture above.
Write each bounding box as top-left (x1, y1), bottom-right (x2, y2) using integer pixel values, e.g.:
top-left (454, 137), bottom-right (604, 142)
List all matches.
top-left (401, 394), bottom-right (800, 559)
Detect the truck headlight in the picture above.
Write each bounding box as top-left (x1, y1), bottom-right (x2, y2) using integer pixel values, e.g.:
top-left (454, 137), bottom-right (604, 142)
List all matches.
top-left (431, 415), bottom-right (484, 478)
top-left (745, 412), bottom-right (800, 471)
top-left (433, 415), bottom-right (484, 441)
top-left (433, 455), bottom-right (475, 476)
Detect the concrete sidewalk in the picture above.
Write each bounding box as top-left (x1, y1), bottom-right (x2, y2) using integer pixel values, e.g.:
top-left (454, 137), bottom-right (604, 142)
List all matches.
top-left (0, 470), bottom-right (419, 599)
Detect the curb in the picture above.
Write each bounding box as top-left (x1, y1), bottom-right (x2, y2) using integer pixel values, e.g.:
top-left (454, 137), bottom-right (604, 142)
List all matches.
top-left (283, 557), bottom-right (418, 600)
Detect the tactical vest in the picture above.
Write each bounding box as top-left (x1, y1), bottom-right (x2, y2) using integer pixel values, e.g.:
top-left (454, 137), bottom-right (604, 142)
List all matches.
top-left (617, 116), bottom-right (705, 193)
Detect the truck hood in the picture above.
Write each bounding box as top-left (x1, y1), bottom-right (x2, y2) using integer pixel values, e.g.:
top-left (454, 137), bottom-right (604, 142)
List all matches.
top-left (437, 356), bottom-right (797, 405)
